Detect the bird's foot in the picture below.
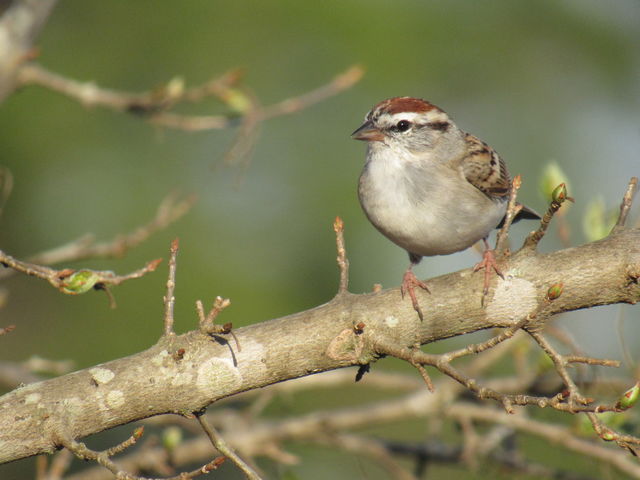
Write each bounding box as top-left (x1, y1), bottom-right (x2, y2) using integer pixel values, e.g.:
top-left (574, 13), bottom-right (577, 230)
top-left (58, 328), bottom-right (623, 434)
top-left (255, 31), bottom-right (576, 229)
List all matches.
top-left (401, 269), bottom-right (430, 321)
top-left (473, 248), bottom-right (504, 300)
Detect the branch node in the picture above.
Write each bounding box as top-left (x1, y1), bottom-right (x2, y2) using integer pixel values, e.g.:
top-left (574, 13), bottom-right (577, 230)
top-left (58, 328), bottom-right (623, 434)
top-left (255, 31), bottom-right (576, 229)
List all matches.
top-left (197, 296), bottom-right (240, 351)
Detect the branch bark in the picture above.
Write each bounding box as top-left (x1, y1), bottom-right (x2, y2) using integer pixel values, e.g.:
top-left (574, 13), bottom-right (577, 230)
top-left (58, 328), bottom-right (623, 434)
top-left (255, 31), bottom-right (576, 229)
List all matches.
top-left (1, 227), bottom-right (639, 464)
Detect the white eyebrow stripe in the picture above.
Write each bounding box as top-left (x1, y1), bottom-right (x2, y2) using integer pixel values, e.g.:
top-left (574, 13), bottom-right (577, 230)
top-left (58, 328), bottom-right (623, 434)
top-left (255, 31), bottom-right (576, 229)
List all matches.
top-left (382, 110), bottom-right (450, 126)
top-left (386, 112), bottom-right (424, 123)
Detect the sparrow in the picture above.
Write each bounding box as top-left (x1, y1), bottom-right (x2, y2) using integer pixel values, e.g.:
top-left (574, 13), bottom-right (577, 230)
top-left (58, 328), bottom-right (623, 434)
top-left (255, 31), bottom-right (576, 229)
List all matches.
top-left (352, 97), bottom-right (539, 319)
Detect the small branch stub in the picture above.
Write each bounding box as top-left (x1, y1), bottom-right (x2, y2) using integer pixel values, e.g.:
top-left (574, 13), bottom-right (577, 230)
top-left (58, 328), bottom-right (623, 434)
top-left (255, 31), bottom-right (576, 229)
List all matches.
top-left (614, 176), bottom-right (638, 230)
top-left (333, 216), bottom-right (350, 294)
top-left (163, 238), bottom-right (179, 336)
top-left (196, 297), bottom-right (240, 351)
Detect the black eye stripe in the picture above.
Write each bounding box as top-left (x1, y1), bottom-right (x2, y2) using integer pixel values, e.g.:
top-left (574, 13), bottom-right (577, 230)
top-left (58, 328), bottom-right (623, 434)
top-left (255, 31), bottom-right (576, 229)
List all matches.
top-left (425, 121), bottom-right (450, 132)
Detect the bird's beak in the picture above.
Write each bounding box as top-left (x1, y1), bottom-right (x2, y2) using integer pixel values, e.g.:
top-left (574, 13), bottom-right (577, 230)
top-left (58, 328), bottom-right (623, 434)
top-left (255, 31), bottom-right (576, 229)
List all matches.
top-left (351, 121), bottom-right (384, 142)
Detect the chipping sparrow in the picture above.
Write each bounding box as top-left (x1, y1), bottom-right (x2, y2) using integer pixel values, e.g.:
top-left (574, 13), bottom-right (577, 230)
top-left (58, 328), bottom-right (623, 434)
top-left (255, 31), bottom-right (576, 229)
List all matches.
top-left (352, 97), bottom-right (539, 319)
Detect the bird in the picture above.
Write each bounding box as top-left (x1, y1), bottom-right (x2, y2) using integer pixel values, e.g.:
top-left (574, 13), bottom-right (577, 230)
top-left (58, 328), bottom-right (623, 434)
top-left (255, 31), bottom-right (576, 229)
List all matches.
top-left (352, 96), bottom-right (539, 319)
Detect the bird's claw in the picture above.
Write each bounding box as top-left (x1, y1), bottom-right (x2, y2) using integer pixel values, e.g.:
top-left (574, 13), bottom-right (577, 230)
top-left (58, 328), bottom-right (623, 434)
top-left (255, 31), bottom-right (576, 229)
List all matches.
top-left (473, 248), bottom-right (503, 299)
top-left (401, 269), bottom-right (430, 321)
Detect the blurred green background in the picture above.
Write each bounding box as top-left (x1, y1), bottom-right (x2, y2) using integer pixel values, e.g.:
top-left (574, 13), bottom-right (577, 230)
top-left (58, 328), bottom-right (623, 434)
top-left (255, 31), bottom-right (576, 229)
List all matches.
top-left (1, 0), bottom-right (639, 478)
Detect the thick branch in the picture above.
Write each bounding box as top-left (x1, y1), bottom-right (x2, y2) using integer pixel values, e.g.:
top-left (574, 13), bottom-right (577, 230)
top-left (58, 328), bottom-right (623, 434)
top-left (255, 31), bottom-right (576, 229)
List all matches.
top-left (1, 228), bottom-right (638, 463)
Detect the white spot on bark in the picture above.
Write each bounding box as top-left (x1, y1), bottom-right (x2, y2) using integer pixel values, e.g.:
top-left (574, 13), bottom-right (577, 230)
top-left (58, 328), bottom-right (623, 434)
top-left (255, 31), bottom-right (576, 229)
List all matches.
top-left (486, 275), bottom-right (538, 322)
top-left (151, 350), bottom-right (170, 367)
top-left (171, 373), bottom-right (193, 387)
top-left (24, 393), bottom-right (41, 404)
top-left (62, 397), bottom-right (84, 415)
top-left (196, 356), bottom-right (241, 394)
top-left (196, 338), bottom-right (266, 395)
top-left (384, 315), bottom-right (399, 328)
top-left (106, 390), bottom-right (125, 409)
top-left (90, 368), bottom-right (115, 384)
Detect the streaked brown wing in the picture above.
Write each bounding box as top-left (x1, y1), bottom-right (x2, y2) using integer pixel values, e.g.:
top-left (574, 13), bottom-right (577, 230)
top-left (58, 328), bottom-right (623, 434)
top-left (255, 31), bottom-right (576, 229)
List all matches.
top-left (462, 133), bottom-right (510, 199)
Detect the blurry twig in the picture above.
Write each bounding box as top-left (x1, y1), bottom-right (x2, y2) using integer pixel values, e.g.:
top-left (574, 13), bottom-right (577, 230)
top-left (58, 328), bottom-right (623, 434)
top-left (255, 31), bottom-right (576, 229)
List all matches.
top-left (17, 63), bottom-right (242, 114)
top-left (0, 325), bottom-right (15, 336)
top-left (18, 62), bottom-right (364, 132)
top-left (0, 167), bottom-right (13, 219)
top-left (196, 412), bottom-right (262, 480)
top-left (0, 247), bottom-right (161, 305)
top-left (57, 427), bottom-right (223, 480)
top-left (0, 192), bottom-right (194, 281)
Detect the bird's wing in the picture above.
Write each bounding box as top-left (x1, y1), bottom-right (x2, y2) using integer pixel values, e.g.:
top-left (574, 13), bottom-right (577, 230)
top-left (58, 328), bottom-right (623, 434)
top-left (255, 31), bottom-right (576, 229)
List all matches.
top-left (461, 133), bottom-right (510, 200)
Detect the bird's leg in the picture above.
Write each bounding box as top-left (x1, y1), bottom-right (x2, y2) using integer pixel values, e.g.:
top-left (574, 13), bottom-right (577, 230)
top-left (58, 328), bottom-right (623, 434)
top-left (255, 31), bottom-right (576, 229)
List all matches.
top-left (473, 238), bottom-right (504, 298)
top-left (401, 254), bottom-right (430, 321)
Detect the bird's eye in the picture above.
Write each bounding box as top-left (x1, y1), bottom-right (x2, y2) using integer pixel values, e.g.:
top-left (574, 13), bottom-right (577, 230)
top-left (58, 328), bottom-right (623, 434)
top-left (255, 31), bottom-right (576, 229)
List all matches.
top-left (395, 120), bottom-right (411, 132)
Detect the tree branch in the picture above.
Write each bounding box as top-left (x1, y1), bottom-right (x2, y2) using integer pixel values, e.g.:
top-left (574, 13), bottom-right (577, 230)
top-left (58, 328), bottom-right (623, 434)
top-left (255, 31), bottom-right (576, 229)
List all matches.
top-left (0, 223), bottom-right (638, 464)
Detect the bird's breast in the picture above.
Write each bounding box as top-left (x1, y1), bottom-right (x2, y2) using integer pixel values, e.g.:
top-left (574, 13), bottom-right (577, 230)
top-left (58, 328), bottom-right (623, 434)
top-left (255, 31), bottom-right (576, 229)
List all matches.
top-left (358, 150), bottom-right (506, 256)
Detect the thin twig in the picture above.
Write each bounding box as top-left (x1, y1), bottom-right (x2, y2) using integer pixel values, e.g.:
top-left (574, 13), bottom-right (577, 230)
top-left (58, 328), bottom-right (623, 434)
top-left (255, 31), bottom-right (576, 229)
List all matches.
top-left (57, 429), bottom-right (223, 480)
top-left (260, 65), bottom-right (364, 120)
top-left (317, 433), bottom-right (417, 480)
top-left (19, 62), bottom-right (364, 132)
top-left (0, 192), bottom-right (195, 282)
top-left (105, 427), bottom-right (145, 457)
top-left (408, 357), bottom-right (434, 392)
top-left (196, 412), bottom-right (263, 480)
top-left (523, 182), bottom-right (574, 250)
top-left (565, 355), bottom-right (620, 368)
top-left (613, 176), bottom-right (638, 230)
top-left (449, 403), bottom-right (640, 478)
top-left (385, 437), bottom-right (599, 480)
top-left (35, 454), bottom-right (47, 480)
top-left (47, 449), bottom-right (73, 480)
top-left (0, 166), bottom-right (13, 219)
top-left (374, 313), bottom-right (624, 416)
top-left (163, 239), bottom-right (179, 336)
top-left (495, 175), bottom-right (522, 254)
top-left (333, 216), bottom-right (349, 294)
top-left (440, 316), bottom-right (531, 363)
top-left (0, 248), bottom-right (161, 303)
top-left (0, 325), bottom-right (15, 336)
